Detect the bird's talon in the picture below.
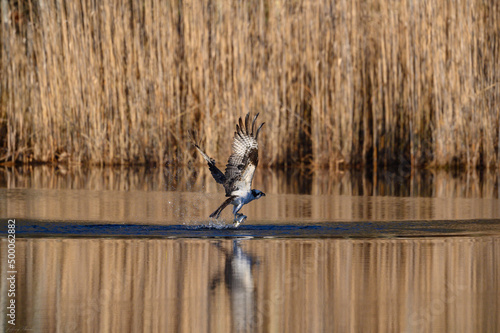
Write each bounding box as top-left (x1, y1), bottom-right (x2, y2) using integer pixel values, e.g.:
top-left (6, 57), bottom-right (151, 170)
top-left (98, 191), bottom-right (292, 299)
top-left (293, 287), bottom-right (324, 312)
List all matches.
top-left (233, 214), bottom-right (247, 227)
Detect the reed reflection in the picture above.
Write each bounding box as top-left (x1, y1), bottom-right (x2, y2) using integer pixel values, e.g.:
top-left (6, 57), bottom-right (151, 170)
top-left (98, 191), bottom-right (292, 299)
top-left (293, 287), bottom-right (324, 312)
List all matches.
top-left (0, 165), bottom-right (498, 198)
top-left (2, 236), bottom-right (499, 332)
top-left (2, 165), bottom-right (500, 223)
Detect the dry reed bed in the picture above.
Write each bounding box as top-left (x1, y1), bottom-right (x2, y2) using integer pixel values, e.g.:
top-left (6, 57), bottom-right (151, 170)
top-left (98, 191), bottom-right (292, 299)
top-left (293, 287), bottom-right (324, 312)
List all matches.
top-left (0, 0), bottom-right (499, 168)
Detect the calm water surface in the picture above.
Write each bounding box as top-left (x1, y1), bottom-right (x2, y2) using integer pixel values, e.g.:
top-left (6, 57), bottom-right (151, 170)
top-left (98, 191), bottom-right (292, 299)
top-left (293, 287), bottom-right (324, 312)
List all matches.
top-left (1, 166), bottom-right (500, 332)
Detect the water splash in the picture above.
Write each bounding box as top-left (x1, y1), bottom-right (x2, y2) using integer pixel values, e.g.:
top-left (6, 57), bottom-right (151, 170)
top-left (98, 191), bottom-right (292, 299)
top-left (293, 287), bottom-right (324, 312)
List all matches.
top-left (186, 219), bottom-right (234, 230)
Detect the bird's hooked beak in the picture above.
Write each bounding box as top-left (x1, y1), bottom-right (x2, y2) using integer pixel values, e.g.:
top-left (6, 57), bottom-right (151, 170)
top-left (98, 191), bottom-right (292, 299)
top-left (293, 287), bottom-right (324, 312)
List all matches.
top-left (262, 192), bottom-right (266, 196)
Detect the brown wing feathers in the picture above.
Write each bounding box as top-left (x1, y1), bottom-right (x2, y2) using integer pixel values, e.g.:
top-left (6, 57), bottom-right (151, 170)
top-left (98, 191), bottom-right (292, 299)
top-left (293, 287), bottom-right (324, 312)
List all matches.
top-left (235, 113), bottom-right (264, 141)
top-left (189, 131), bottom-right (226, 185)
top-left (191, 113), bottom-right (264, 196)
top-left (224, 113), bottom-right (264, 195)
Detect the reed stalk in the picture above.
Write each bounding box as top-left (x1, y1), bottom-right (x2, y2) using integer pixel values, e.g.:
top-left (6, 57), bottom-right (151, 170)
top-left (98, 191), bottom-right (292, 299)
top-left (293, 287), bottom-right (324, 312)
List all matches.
top-left (1, 0), bottom-right (499, 169)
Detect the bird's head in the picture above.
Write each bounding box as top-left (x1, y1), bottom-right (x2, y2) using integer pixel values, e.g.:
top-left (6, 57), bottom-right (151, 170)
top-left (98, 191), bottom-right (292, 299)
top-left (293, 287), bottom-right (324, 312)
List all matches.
top-left (251, 189), bottom-right (266, 199)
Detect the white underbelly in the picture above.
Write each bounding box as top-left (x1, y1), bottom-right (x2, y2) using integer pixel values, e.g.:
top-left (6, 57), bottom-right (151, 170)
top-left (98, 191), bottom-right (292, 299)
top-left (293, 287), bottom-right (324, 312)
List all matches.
top-left (231, 191), bottom-right (253, 206)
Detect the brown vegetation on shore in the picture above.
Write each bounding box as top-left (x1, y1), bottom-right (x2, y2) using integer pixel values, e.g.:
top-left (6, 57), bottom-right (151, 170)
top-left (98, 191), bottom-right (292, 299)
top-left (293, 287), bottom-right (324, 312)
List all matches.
top-left (1, 0), bottom-right (499, 169)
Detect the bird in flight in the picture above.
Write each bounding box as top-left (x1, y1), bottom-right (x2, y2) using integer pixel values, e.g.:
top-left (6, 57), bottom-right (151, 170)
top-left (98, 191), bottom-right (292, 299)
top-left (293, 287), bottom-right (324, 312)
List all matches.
top-left (191, 113), bottom-right (266, 227)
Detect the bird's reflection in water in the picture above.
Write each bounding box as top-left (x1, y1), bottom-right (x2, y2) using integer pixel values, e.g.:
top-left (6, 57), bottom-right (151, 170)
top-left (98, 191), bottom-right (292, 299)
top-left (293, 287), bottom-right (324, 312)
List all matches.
top-left (211, 239), bottom-right (258, 332)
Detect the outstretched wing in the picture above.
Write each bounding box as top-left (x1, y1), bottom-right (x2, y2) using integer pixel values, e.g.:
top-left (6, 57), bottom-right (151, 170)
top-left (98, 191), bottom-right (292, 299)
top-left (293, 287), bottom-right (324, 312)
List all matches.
top-left (224, 113), bottom-right (265, 196)
top-left (189, 131), bottom-right (226, 185)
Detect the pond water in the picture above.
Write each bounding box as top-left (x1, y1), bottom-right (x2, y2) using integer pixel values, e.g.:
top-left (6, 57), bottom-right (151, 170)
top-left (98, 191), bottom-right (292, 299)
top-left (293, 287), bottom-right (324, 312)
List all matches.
top-left (1, 165), bottom-right (500, 332)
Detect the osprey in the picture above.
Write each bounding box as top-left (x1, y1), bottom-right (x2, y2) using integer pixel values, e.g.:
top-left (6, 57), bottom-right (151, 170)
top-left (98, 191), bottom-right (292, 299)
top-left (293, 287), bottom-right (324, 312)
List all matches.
top-left (191, 113), bottom-right (266, 227)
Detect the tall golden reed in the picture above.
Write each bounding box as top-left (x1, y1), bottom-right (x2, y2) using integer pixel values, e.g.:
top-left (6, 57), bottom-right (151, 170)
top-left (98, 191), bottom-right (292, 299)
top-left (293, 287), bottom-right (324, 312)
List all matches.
top-left (0, 0), bottom-right (499, 169)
